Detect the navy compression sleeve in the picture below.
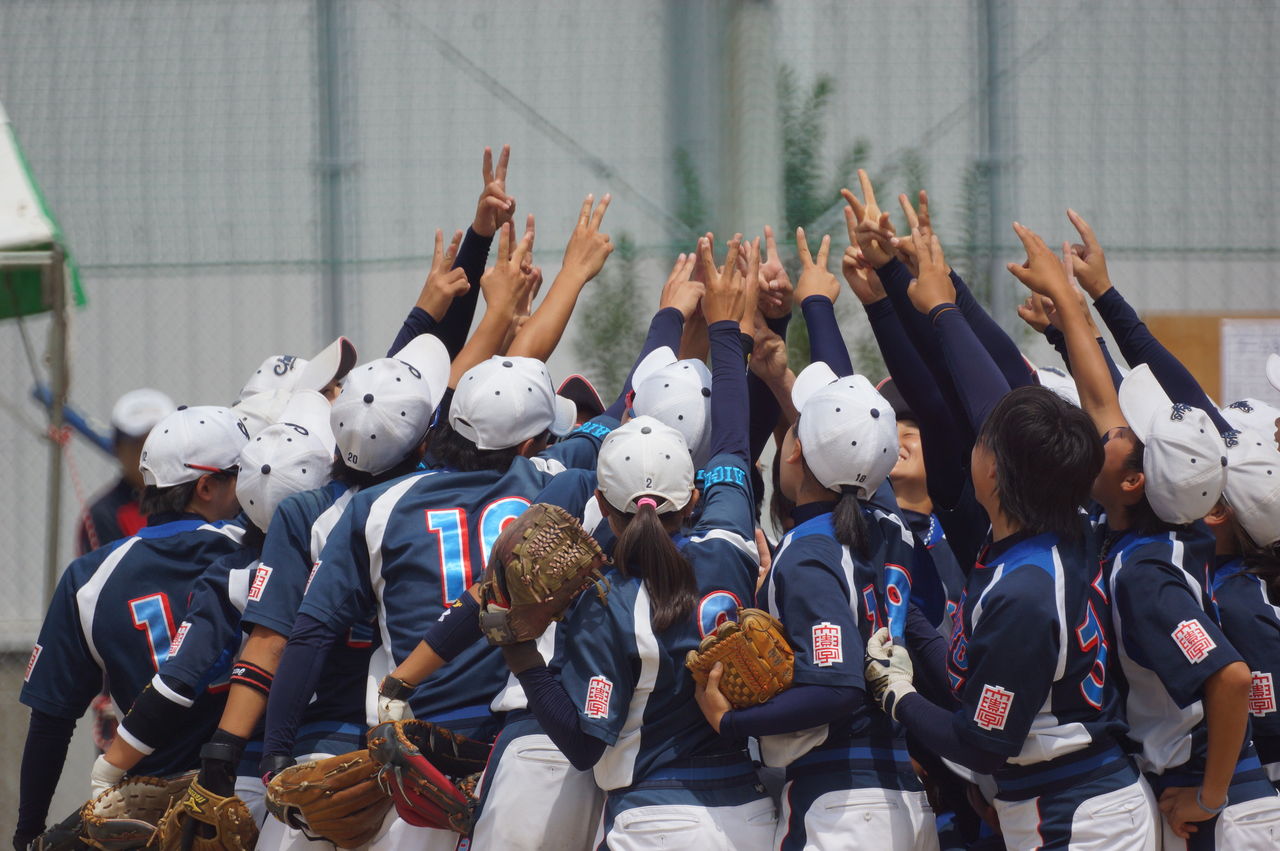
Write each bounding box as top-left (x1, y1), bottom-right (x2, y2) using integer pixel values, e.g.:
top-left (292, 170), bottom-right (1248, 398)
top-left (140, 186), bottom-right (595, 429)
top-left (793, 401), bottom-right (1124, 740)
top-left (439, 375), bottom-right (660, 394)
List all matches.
top-left (950, 270), bottom-right (1033, 390)
top-left (516, 665), bottom-right (608, 771)
top-left (800, 295), bottom-right (853, 377)
top-left (707, 319), bottom-right (751, 464)
top-left (432, 227), bottom-right (493, 360)
top-left (895, 692), bottom-right (1006, 774)
top-left (748, 314), bottom-right (791, 463)
top-left (422, 591), bottom-right (483, 662)
top-left (16, 709), bottom-right (76, 843)
top-left (719, 684), bottom-right (862, 740)
top-left (928, 304), bottom-right (1011, 432)
top-left (262, 614), bottom-right (340, 760)
top-left (386, 307), bottom-right (439, 358)
top-left (1092, 287), bottom-right (1233, 434)
top-left (603, 307), bottom-right (686, 420)
top-left (1043, 325), bottom-right (1125, 390)
top-left (904, 603), bottom-right (957, 709)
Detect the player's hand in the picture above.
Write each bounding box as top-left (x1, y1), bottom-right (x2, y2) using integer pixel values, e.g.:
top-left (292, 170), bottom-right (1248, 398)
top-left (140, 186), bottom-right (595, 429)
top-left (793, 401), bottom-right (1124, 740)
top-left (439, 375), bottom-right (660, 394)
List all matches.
top-left (694, 662), bottom-right (733, 733)
top-left (754, 529), bottom-right (772, 593)
top-left (699, 236), bottom-right (748, 325)
top-left (561, 194), bottom-right (614, 282)
top-left (1158, 786), bottom-right (1222, 839)
top-left (418, 229), bottom-right (469, 320)
top-left (480, 222), bottom-right (535, 316)
top-left (90, 754), bottom-right (126, 795)
top-left (472, 145), bottom-right (515, 238)
top-left (794, 228), bottom-right (840, 304)
top-left (864, 627), bottom-right (916, 721)
top-left (659, 252), bottom-right (705, 320)
top-left (1017, 293), bottom-right (1052, 333)
top-left (906, 228), bottom-right (956, 314)
top-left (890, 191), bottom-right (949, 278)
top-left (1066, 208), bottom-right (1112, 299)
top-left (1007, 222), bottom-right (1072, 299)
top-left (758, 225), bottom-right (795, 320)
top-left (841, 169), bottom-right (896, 268)
top-left (750, 326), bottom-right (789, 386)
top-left (740, 236), bottom-right (762, 335)
top-left (841, 245), bottom-right (887, 305)
top-left (377, 694), bottom-right (414, 723)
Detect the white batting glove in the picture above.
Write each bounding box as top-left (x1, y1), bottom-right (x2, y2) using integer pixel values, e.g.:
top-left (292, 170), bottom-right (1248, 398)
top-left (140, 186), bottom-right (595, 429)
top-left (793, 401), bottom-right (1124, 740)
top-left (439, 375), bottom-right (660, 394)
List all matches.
top-left (90, 754), bottom-right (126, 795)
top-left (377, 695), bottom-right (413, 723)
top-left (864, 627), bottom-right (916, 721)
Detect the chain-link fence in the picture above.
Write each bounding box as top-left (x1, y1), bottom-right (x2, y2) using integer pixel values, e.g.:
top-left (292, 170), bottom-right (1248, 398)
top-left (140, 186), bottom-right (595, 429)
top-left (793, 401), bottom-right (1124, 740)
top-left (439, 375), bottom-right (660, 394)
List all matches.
top-left (2, 0), bottom-right (1278, 834)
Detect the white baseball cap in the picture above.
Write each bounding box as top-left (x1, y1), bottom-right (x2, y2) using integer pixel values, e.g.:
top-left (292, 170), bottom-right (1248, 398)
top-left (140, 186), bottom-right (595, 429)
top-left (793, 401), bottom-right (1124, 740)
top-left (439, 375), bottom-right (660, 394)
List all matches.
top-left (1220, 398), bottom-right (1280, 437)
top-left (631, 347), bottom-right (713, 467)
top-left (331, 334), bottom-right (450, 474)
top-left (449, 356), bottom-right (576, 451)
top-left (238, 337), bottom-right (357, 401)
top-left (236, 391), bottom-right (336, 531)
top-left (1036, 365), bottom-right (1080, 408)
top-left (233, 388), bottom-right (295, 440)
top-left (1221, 426), bottom-right (1280, 548)
top-left (1266, 353), bottom-right (1280, 393)
top-left (1118, 364), bottom-right (1227, 525)
top-left (110, 388), bottom-right (176, 438)
top-left (597, 416), bottom-right (695, 513)
top-left (140, 406), bottom-right (249, 488)
top-left (792, 362), bottom-right (899, 498)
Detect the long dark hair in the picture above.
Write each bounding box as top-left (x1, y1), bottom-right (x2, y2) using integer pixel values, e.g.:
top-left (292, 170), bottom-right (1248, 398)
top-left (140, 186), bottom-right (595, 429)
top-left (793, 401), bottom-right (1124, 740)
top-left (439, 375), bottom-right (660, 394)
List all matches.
top-left (832, 487), bottom-right (870, 559)
top-left (613, 501), bottom-right (698, 632)
top-left (428, 419), bottom-right (529, 473)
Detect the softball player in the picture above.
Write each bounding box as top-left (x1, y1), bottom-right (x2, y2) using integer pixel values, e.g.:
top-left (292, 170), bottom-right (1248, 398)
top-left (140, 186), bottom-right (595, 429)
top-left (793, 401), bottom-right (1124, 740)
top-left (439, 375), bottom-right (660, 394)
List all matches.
top-left (15, 406), bottom-right (247, 851)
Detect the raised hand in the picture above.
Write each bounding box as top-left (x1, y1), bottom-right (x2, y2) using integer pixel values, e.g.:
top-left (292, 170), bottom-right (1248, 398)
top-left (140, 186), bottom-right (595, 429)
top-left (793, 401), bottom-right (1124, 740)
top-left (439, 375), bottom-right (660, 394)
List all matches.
top-left (906, 228), bottom-right (957, 314)
top-left (794, 227), bottom-right (840, 303)
top-left (1007, 222), bottom-right (1072, 299)
top-left (1016, 293), bottom-right (1052, 334)
top-left (758, 225), bottom-right (795, 320)
top-left (699, 235), bottom-right (747, 325)
top-left (750, 326), bottom-right (789, 386)
top-left (740, 236), bottom-right (762, 335)
top-left (659, 252), bottom-right (704, 320)
top-left (473, 145), bottom-right (515, 238)
top-left (891, 190), bottom-right (949, 278)
top-left (1066, 209), bottom-right (1112, 299)
top-left (417, 228), bottom-right (469, 320)
top-left (841, 169), bottom-right (896, 268)
top-left (481, 221), bottom-right (535, 316)
top-left (561, 193), bottom-right (614, 282)
top-left (841, 245), bottom-right (887, 305)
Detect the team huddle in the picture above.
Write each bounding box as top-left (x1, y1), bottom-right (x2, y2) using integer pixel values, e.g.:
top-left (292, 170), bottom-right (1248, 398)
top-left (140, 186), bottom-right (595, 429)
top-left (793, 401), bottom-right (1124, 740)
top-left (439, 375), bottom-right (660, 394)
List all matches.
top-left (13, 146), bottom-right (1280, 850)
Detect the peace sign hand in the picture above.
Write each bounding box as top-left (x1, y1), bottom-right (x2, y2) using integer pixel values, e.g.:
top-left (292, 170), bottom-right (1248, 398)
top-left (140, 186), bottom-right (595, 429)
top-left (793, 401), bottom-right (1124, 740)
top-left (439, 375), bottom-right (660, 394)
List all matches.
top-left (842, 169), bottom-right (896, 268)
top-left (794, 227), bottom-right (840, 304)
top-left (561, 194), bottom-right (614, 282)
top-left (473, 145), bottom-right (515, 238)
top-left (905, 228), bottom-right (956, 314)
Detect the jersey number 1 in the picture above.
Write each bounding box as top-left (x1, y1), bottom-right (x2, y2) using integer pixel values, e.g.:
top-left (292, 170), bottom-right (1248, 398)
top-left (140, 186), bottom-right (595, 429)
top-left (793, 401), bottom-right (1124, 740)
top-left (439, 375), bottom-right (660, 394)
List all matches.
top-left (129, 593), bottom-right (177, 670)
top-left (426, 497), bottom-right (530, 604)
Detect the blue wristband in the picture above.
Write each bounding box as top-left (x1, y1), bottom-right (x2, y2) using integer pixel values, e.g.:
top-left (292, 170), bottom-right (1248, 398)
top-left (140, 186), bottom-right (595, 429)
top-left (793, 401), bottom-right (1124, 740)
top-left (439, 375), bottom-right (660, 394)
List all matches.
top-left (1196, 787), bottom-right (1228, 815)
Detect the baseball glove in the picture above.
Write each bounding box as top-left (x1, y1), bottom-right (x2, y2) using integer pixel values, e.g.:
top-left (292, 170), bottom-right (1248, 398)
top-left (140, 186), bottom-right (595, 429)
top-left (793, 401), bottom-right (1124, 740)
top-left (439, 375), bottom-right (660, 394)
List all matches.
top-left (477, 502), bottom-right (608, 646)
top-left (150, 779), bottom-right (256, 851)
top-left (79, 773), bottom-right (194, 851)
top-left (265, 750), bottom-right (391, 848)
top-left (685, 608), bottom-right (794, 709)
top-left (28, 805), bottom-right (89, 851)
top-left (366, 720), bottom-right (491, 836)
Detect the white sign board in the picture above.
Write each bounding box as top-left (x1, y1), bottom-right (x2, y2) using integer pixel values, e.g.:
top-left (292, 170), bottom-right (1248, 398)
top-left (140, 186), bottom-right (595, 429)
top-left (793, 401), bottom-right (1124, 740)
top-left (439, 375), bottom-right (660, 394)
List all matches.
top-left (1220, 319), bottom-right (1280, 407)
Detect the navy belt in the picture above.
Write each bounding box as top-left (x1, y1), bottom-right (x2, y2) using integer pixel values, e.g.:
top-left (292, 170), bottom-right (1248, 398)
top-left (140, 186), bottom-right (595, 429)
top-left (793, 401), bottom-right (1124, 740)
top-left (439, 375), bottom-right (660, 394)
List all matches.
top-left (995, 742), bottom-right (1130, 800)
top-left (626, 753), bottom-right (759, 791)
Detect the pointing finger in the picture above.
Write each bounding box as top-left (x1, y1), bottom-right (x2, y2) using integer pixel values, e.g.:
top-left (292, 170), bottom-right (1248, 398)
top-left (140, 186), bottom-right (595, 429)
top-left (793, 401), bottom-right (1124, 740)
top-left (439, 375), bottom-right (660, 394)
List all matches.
top-left (795, 227), bottom-right (813, 266)
top-left (495, 144), bottom-right (510, 183)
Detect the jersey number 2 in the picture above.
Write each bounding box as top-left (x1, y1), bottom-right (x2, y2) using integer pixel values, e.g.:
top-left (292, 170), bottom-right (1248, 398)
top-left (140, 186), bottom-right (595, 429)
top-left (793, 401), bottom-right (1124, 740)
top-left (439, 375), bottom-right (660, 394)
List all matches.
top-left (426, 497), bottom-right (530, 604)
top-left (129, 593), bottom-right (177, 670)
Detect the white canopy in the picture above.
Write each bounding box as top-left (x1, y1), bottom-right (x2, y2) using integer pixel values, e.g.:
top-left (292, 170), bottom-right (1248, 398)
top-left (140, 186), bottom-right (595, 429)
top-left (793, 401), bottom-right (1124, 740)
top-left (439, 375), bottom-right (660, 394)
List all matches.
top-left (0, 100), bottom-right (58, 252)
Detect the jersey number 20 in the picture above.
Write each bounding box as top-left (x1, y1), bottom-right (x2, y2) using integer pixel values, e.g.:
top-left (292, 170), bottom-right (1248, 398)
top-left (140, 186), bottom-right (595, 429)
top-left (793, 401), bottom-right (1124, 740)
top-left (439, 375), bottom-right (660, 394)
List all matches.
top-left (425, 497), bottom-right (530, 604)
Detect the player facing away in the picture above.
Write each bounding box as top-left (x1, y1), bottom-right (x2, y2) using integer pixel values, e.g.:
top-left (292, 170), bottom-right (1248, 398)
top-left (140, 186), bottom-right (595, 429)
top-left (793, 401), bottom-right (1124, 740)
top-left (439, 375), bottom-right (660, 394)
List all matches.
top-left (497, 241), bottom-right (775, 850)
top-left (15, 405), bottom-right (248, 851)
top-left (695, 362), bottom-right (937, 851)
top-left (867, 385), bottom-right (1160, 850)
top-left (90, 390), bottom-right (337, 824)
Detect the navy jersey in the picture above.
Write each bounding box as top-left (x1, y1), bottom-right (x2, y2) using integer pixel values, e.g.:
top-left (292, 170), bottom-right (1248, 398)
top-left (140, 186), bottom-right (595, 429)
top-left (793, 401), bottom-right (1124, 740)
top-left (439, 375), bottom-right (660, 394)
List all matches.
top-left (1105, 525), bottom-right (1246, 775)
top-left (159, 545), bottom-right (258, 694)
top-left (1212, 557), bottom-right (1280, 780)
top-left (21, 514), bottom-right (244, 776)
top-left (244, 480), bottom-right (374, 730)
top-left (559, 453), bottom-right (759, 790)
top-left (300, 423), bottom-right (612, 729)
top-left (901, 507), bottom-right (965, 636)
top-left (947, 531), bottom-right (1126, 793)
top-left (757, 500), bottom-right (917, 772)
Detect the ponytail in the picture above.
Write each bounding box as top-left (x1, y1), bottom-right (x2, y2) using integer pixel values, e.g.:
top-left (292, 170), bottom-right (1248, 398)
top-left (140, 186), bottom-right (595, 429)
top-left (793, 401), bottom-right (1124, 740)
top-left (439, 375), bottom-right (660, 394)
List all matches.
top-left (832, 487), bottom-right (869, 559)
top-left (613, 499), bottom-right (698, 632)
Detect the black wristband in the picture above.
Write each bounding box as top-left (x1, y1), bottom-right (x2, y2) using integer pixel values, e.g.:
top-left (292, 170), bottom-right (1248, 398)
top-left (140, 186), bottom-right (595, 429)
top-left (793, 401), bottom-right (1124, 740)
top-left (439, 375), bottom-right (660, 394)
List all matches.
top-left (258, 753), bottom-right (295, 783)
top-left (378, 676), bottom-right (414, 701)
top-left (201, 729), bottom-right (248, 765)
top-left (229, 660), bottom-right (274, 697)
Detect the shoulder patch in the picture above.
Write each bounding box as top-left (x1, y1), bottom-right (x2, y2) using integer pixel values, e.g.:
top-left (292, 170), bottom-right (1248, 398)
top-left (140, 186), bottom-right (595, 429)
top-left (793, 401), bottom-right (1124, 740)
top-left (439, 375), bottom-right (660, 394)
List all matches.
top-left (1171, 619), bottom-right (1217, 663)
top-left (584, 675), bottom-right (613, 719)
top-left (1250, 671), bottom-right (1276, 717)
top-left (24, 643), bottom-right (40, 682)
top-left (248, 565), bottom-right (272, 602)
top-left (975, 684), bottom-right (1015, 731)
top-left (169, 621), bottom-right (192, 656)
top-left (812, 622), bottom-right (843, 666)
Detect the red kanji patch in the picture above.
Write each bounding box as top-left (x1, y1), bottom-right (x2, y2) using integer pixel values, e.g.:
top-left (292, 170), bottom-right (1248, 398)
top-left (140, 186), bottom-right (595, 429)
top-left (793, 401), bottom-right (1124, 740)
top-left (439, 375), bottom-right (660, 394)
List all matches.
top-left (248, 565), bottom-right (273, 602)
top-left (812, 622), bottom-right (843, 667)
top-left (975, 684), bottom-right (1015, 731)
top-left (1171, 619), bottom-right (1216, 664)
top-left (24, 644), bottom-right (41, 682)
top-left (585, 675), bottom-right (613, 719)
top-left (1250, 671), bottom-right (1276, 717)
top-left (169, 621), bottom-right (191, 656)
